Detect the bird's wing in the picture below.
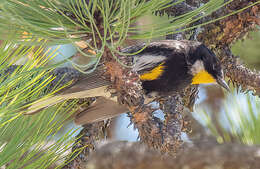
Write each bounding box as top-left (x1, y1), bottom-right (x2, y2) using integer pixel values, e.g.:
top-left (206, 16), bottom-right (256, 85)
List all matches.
top-left (26, 67), bottom-right (128, 125)
top-left (131, 40), bottom-right (200, 75)
top-left (60, 66), bottom-right (111, 94)
top-left (121, 42), bottom-right (167, 75)
top-left (25, 67), bottom-right (112, 115)
top-left (74, 96), bottom-right (128, 125)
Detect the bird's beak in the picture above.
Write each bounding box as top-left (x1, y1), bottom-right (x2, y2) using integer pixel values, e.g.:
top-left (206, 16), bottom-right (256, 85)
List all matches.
top-left (216, 77), bottom-right (230, 91)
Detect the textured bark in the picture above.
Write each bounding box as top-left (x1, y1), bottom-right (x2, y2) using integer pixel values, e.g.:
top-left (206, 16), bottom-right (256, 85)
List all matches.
top-left (86, 141), bottom-right (260, 169)
top-left (218, 46), bottom-right (260, 95)
top-left (127, 95), bottom-right (186, 155)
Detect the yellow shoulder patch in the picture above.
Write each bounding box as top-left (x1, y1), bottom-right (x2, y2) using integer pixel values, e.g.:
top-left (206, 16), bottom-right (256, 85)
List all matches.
top-left (140, 63), bottom-right (165, 81)
top-left (192, 70), bottom-right (216, 84)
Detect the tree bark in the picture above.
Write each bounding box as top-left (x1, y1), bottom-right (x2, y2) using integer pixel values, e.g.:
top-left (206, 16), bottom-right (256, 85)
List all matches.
top-left (86, 141), bottom-right (260, 169)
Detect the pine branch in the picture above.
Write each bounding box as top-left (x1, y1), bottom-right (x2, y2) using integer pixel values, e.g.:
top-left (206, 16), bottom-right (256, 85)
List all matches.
top-left (218, 46), bottom-right (260, 95)
top-left (86, 140), bottom-right (260, 169)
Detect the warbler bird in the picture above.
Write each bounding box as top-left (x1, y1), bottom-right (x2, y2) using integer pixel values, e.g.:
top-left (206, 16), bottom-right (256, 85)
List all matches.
top-left (27, 40), bottom-right (229, 124)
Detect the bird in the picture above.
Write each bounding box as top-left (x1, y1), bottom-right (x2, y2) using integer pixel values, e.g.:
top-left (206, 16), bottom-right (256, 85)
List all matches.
top-left (26, 40), bottom-right (229, 125)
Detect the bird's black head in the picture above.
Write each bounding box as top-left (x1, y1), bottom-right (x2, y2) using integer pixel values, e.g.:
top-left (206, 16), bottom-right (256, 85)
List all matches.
top-left (188, 44), bottom-right (229, 91)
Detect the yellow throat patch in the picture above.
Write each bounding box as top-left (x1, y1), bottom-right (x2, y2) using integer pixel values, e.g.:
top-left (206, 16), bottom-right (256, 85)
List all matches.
top-left (192, 70), bottom-right (216, 84)
top-left (140, 63), bottom-right (165, 81)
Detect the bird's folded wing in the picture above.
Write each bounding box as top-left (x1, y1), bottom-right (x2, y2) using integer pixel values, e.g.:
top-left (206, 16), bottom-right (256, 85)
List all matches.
top-left (74, 96), bottom-right (128, 125)
top-left (25, 67), bottom-right (112, 115)
top-left (25, 86), bottom-right (112, 115)
top-left (60, 66), bottom-right (111, 94)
